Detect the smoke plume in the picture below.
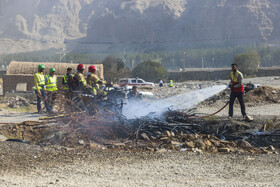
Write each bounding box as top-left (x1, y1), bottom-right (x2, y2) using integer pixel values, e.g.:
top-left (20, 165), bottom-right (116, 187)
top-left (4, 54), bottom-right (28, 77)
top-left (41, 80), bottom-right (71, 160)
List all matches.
top-left (123, 85), bottom-right (228, 119)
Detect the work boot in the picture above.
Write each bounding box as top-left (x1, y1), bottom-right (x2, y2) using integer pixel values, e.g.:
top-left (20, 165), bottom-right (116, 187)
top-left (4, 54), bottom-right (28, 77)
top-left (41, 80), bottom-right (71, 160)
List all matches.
top-left (244, 115), bottom-right (254, 122)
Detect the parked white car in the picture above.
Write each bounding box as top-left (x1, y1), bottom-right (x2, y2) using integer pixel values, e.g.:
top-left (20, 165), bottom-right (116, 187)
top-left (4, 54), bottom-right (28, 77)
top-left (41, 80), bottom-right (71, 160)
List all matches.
top-left (118, 78), bottom-right (155, 87)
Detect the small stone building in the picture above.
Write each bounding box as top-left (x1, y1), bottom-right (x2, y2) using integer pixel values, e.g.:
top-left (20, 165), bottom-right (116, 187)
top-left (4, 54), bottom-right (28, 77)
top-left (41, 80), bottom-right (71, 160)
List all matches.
top-left (3, 61), bottom-right (104, 95)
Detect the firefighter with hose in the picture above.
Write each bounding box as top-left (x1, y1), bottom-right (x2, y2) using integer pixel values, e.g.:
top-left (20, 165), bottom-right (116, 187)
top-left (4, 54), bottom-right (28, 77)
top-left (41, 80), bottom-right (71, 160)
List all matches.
top-left (189, 64), bottom-right (252, 121)
top-left (228, 63), bottom-right (247, 119)
top-left (34, 64), bottom-right (53, 114)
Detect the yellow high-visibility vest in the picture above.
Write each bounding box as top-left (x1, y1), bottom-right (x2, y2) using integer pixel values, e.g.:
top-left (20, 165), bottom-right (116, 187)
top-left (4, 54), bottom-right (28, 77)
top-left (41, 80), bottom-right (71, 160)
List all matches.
top-left (45, 74), bottom-right (58, 92)
top-left (34, 72), bottom-right (45, 90)
top-left (169, 80), bottom-right (173, 87)
top-left (230, 70), bottom-right (242, 82)
top-left (63, 74), bottom-right (73, 90)
top-left (230, 70), bottom-right (244, 92)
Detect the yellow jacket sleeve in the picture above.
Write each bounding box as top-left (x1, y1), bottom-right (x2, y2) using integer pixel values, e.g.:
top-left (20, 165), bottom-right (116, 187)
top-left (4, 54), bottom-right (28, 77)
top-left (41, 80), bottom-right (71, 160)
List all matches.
top-left (91, 74), bottom-right (100, 83)
top-left (77, 73), bottom-right (87, 86)
top-left (34, 74), bottom-right (40, 93)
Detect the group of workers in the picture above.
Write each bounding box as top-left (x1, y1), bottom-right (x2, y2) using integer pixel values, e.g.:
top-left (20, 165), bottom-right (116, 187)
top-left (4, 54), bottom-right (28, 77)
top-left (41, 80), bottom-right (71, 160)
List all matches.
top-left (34, 62), bottom-right (247, 119)
top-left (34, 63), bottom-right (104, 114)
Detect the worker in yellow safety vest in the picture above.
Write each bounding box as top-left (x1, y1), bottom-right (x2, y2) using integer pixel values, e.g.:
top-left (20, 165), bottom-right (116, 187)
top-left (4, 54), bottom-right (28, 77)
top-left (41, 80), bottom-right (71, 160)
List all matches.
top-left (169, 80), bottom-right (173, 87)
top-left (62, 67), bottom-right (74, 91)
top-left (45, 68), bottom-right (58, 108)
top-left (34, 64), bottom-right (52, 114)
top-left (87, 65), bottom-right (105, 96)
top-left (228, 63), bottom-right (247, 119)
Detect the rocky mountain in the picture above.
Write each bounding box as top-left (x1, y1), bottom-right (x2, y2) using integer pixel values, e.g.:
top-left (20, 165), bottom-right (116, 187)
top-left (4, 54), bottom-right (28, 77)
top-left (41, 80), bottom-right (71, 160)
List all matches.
top-left (0, 0), bottom-right (280, 54)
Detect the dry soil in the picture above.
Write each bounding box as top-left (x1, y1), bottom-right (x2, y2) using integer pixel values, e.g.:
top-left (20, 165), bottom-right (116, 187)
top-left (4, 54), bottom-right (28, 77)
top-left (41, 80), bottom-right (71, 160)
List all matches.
top-left (0, 142), bottom-right (279, 187)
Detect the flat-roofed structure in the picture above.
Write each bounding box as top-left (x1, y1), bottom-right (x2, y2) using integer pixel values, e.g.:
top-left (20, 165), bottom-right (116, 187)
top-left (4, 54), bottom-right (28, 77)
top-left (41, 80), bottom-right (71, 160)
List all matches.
top-left (3, 61), bottom-right (104, 95)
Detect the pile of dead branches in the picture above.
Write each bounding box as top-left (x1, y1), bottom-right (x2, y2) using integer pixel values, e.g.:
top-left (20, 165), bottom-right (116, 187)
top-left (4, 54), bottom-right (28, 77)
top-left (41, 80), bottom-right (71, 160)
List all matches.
top-left (37, 90), bottom-right (130, 145)
top-left (32, 90), bottom-right (280, 154)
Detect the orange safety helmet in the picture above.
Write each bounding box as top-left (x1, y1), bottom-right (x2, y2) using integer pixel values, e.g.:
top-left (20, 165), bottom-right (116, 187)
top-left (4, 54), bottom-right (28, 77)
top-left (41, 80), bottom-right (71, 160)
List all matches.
top-left (88, 65), bottom-right (96, 73)
top-left (77, 64), bottom-right (85, 71)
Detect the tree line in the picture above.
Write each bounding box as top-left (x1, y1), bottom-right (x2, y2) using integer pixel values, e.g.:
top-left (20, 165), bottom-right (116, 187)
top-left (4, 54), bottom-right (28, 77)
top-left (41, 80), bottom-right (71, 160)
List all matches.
top-left (124, 46), bottom-right (280, 70)
top-left (0, 46), bottom-right (279, 71)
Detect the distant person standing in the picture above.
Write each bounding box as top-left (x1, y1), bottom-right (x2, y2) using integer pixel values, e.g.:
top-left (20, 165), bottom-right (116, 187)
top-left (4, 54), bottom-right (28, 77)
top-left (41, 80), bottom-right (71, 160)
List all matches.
top-left (34, 64), bottom-right (52, 114)
top-left (169, 80), bottom-right (173, 87)
top-left (159, 80), bottom-right (163, 87)
top-left (228, 63), bottom-right (246, 119)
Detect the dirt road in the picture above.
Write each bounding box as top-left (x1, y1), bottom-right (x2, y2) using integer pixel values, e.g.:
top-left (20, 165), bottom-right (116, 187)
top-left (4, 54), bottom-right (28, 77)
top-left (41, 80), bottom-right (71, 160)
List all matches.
top-left (0, 142), bottom-right (279, 186)
top-left (0, 108), bottom-right (46, 123)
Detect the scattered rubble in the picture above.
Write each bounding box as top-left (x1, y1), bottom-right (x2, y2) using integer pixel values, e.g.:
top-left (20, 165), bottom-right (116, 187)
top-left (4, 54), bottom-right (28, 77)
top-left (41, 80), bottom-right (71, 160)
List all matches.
top-left (2, 96), bottom-right (31, 108)
top-left (0, 134), bottom-right (7, 141)
top-left (245, 86), bottom-right (280, 104)
top-left (271, 77), bottom-right (280, 80)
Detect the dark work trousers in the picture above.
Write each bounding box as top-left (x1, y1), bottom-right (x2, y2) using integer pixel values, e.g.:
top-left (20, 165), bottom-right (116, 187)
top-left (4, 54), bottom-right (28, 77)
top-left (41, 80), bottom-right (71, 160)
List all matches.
top-left (229, 91), bottom-right (246, 117)
top-left (47, 92), bottom-right (57, 109)
top-left (35, 90), bottom-right (52, 113)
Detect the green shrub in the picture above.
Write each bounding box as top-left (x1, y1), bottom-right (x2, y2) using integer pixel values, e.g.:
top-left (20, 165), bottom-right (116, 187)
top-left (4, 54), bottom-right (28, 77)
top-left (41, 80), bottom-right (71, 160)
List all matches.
top-left (131, 61), bottom-right (168, 82)
top-left (233, 50), bottom-right (260, 76)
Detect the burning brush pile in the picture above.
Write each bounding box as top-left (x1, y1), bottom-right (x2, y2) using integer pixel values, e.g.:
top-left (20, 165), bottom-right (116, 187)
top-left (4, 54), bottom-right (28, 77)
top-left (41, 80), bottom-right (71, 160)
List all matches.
top-left (1, 90), bottom-right (279, 154)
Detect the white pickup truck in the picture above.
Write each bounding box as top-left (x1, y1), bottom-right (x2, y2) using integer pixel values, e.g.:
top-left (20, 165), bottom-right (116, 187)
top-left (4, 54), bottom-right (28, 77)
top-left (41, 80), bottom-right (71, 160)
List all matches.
top-left (118, 78), bottom-right (155, 87)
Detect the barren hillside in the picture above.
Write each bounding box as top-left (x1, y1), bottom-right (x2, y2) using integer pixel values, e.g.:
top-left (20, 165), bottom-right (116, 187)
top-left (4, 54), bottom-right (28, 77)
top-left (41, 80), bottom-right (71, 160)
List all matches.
top-left (0, 0), bottom-right (280, 53)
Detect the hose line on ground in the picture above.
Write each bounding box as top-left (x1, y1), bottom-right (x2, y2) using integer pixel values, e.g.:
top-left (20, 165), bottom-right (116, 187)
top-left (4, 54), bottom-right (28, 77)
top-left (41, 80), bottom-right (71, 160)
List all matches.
top-left (189, 101), bottom-right (229, 119)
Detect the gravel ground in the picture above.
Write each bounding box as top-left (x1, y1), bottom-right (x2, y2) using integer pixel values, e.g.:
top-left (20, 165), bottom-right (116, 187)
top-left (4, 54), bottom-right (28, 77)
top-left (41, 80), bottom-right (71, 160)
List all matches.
top-left (0, 142), bottom-right (279, 187)
top-left (243, 76), bottom-right (280, 89)
top-left (196, 101), bottom-right (280, 117)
